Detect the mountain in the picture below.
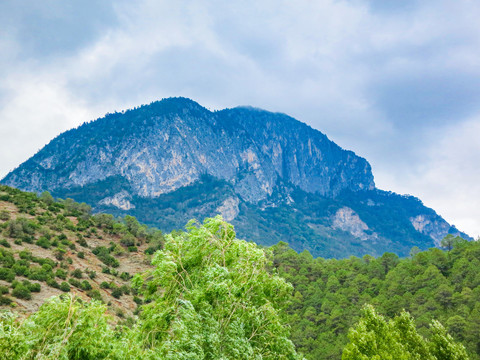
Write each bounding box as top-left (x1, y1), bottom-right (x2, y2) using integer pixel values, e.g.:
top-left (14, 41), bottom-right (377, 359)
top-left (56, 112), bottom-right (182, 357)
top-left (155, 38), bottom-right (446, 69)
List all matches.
top-left (1, 97), bottom-right (469, 258)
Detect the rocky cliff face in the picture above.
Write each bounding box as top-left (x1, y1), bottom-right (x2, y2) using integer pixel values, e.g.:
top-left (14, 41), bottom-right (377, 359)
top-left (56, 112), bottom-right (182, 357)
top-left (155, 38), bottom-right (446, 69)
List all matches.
top-left (3, 98), bottom-right (373, 203)
top-left (1, 97), bottom-right (469, 258)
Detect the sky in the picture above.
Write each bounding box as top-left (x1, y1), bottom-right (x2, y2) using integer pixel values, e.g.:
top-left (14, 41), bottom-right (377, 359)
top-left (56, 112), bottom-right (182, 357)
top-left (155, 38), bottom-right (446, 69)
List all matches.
top-left (0, 0), bottom-right (479, 238)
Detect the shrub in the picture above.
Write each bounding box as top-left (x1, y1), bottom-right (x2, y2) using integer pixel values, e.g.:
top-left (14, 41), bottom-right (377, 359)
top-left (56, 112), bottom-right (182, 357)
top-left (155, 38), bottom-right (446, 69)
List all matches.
top-left (71, 269), bottom-right (83, 279)
top-left (87, 270), bottom-right (96, 279)
top-left (12, 264), bottom-right (28, 276)
top-left (128, 246), bottom-right (138, 252)
top-left (68, 278), bottom-right (81, 288)
top-left (120, 234), bottom-right (136, 248)
top-left (59, 282), bottom-right (70, 292)
top-left (100, 282), bottom-right (110, 289)
top-left (0, 210), bottom-right (10, 221)
top-left (120, 272), bottom-right (131, 281)
top-left (12, 284), bottom-right (31, 300)
top-left (0, 239), bottom-right (11, 248)
top-left (0, 295), bottom-right (12, 305)
top-left (111, 288), bottom-right (122, 299)
top-left (28, 282), bottom-right (41, 293)
top-left (76, 234), bottom-right (88, 247)
top-left (77, 252), bottom-right (85, 259)
top-left (87, 289), bottom-right (103, 302)
top-left (36, 236), bottom-right (51, 249)
top-left (0, 268), bottom-right (15, 282)
top-left (93, 246), bottom-right (119, 268)
top-left (46, 278), bottom-right (60, 289)
top-left (133, 296), bottom-right (143, 305)
top-left (55, 269), bottom-right (68, 280)
top-left (120, 285), bottom-right (130, 295)
top-left (19, 250), bottom-right (32, 260)
top-left (80, 280), bottom-right (92, 291)
top-left (27, 267), bottom-right (48, 282)
top-left (0, 285), bottom-right (9, 294)
top-left (54, 248), bottom-right (66, 261)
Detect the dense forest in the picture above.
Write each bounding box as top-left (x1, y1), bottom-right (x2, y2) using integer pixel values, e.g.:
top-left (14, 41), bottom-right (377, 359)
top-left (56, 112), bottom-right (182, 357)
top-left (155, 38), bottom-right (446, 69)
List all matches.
top-left (0, 185), bottom-right (475, 359)
top-left (272, 237), bottom-right (480, 359)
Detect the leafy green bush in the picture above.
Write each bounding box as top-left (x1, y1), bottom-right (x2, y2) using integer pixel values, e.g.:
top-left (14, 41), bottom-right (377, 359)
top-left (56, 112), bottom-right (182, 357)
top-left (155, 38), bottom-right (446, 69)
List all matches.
top-left (0, 268), bottom-right (15, 282)
top-left (12, 264), bottom-right (28, 276)
top-left (46, 278), bottom-right (60, 289)
top-left (120, 272), bottom-right (131, 281)
top-left (59, 282), bottom-right (70, 292)
top-left (92, 246), bottom-right (119, 268)
top-left (71, 269), bottom-right (83, 279)
top-left (55, 269), bottom-right (67, 280)
top-left (27, 266), bottom-right (48, 282)
top-left (27, 282), bottom-right (41, 293)
top-left (0, 210), bottom-right (10, 221)
top-left (12, 284), bottom-right (31, 300)
top-left (120, 234), bottom-right (136, 248)
top-left (80, 280), bottom-right (92, 291)
top-left (87, 289), bottom-right (103, 302)
top-left (87, 270), bottom-right (96, 279)
top-left (68, 278), bottom-right (81, 288)
top-left (35, 236), bottom-right (51, 249)
top-left (0, 295), bottom-right (12, 305)
top-left (0, 239), bottom-right (10, 248)
top-left (111, 288), bottom-right (122, 299)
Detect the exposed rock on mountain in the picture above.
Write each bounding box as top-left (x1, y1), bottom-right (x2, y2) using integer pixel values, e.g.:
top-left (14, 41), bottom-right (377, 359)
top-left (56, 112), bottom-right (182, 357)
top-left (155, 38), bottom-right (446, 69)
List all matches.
top-left (2, 97), bottom-right (469, 258)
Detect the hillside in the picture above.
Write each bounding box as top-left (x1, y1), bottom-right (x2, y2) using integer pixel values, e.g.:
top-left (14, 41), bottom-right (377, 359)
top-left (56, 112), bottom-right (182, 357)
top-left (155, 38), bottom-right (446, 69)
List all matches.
top-left (271, 238), bottom-right (480, 359)
top-left (1, 97), bottom-right (469, 257)
top-left (0, 185), bottom-right (475, 359)
top-left (0, 184), bottom-right (157, 319)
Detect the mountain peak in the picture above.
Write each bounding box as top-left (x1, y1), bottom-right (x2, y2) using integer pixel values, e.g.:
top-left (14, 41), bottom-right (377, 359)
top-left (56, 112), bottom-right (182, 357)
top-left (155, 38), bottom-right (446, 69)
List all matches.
top-left (1, 98), bottom-right (468, 258)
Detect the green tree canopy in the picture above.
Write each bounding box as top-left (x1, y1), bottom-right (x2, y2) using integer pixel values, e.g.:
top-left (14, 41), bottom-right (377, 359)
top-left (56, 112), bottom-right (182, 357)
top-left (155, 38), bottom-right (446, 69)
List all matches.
top-left (133, 215), bottom-right (302, 359)
top-left (342, 305), bottom-right (469, 360)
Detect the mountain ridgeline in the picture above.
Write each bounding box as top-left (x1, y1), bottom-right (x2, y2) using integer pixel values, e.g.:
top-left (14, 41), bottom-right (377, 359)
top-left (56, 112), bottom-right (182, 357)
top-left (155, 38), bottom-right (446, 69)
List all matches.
top-left (2, 98), bottom-right (468, 257)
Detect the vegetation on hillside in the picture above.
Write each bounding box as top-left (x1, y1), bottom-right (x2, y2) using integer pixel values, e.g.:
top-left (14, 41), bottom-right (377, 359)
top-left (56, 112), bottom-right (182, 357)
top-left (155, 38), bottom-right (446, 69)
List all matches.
top-left (272, 237), bottom-right (480, 359)
top-left (0, 216), bottom-right (301, 359)
top-left (0, 184), bottom-right (474, 359)
top-left (0, 184), bottom-right (161, 317)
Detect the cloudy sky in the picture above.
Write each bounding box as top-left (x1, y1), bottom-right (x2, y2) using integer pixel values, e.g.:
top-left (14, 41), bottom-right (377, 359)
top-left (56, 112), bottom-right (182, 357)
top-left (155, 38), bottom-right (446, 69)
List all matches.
top-left (1, 0), bottom-right (479, 237)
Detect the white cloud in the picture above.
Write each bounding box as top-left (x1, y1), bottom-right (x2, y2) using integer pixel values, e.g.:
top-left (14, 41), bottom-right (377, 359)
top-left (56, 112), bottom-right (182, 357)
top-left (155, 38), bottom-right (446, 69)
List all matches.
top-left (0, 0), bottom-right (479, 236)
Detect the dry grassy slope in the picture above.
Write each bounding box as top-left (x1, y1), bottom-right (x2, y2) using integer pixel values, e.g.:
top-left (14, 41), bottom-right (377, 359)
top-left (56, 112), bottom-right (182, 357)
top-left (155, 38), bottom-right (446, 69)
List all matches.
top-left (0, 186), bottom-right (156, 320)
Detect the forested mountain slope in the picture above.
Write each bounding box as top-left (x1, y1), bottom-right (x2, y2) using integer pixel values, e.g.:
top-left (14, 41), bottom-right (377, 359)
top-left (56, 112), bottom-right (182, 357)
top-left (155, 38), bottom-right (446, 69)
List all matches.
top-left (272, 238), bottom-right (480, 359)
top-left (2, 97), bottom-right (469, 257)
top-left (0, 185), bottom-right (474, 359)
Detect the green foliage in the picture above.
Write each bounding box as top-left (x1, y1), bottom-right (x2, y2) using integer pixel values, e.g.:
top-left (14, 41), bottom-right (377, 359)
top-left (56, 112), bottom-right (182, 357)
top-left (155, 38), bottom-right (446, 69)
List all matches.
top-left (92, 246), bottom-right (120, 267)
top-left (0, 295), bottom-right (136, 359)
top-left (134, 216), bottom-right (300, 359)
top-left (272, 239), bottom-right (480, 359)
top-left (35, 236), bottom-right (51, 249)
top-left (0, 238), bottom-right (10, 248)
top-left (342, 305), bottom-right (468, 360)
top-left (0, 268), bottom-right (15, 282)
top-left (12, 284), bottom-right (31, 300)
top-left (59, 282), bottom-right (70, 292)
top-left (71, 268), bottom-right (83, 279)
